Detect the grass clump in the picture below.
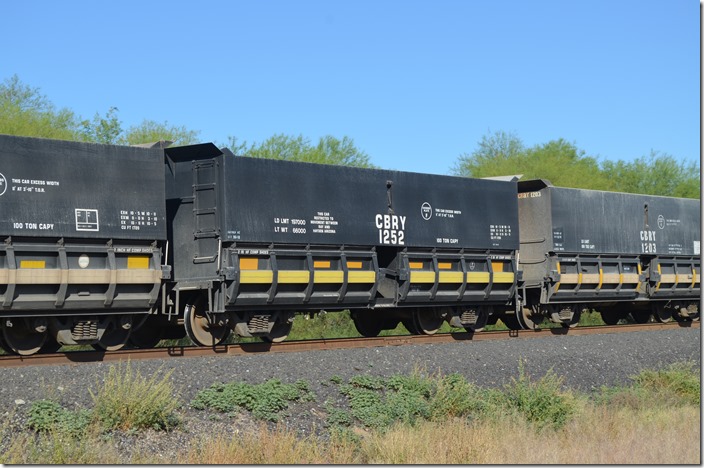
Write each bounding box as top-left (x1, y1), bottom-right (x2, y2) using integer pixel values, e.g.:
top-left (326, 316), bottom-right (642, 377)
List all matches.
top-left (490, 362), bottom-right (579, 430)
top-left (630, 361), bottom-right (700, 405)
top-left (23, 360), bottom-right (180, 437)
top-left (331, 365), bottom-right (580, 432)
top-left (191, 379), bottom-right (315, 421)
top-left (90, 361), bottom-right (180, 431)
top-left (596, 361), bottom-right (700, 409)
top-left (333, 369), bottom-right (483, 431)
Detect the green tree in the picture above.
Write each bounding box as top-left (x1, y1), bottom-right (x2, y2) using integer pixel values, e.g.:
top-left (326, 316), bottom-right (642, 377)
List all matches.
top-left (452, 131), bottom-right (611, 190)
top-left (122, 119), bottom-right (200, 146)
top-left (0, 75), bottom-right (201, 148)
top-left (80, 106), bottom-right (123, 144)
top-left (226, 133), bottom-right (375, 168)
top-left (453, 130), bottom-right (699, 198)
top-left (452, 130), bottom-right (525, 178)
top-left (601, 151), bottom-right (700, 199)
top-left (0, 74), bottom-right (80, 140)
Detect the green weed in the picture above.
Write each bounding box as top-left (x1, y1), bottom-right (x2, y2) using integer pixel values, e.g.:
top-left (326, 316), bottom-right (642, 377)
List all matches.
top-left (89, 361), bottom-right (180, 431)
top-left (191, 379), bottom-right (315, 421)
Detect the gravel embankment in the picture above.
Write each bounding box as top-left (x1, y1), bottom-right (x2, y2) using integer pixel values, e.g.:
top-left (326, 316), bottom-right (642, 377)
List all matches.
top-left (0, 326), bottom-right (700, 447)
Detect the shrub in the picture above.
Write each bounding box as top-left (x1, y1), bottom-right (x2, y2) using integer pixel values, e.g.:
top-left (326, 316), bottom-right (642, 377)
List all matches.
top-left (89, 361), bottom-right (179, 431)
top-left (495, 363), bottom-right (579, 430)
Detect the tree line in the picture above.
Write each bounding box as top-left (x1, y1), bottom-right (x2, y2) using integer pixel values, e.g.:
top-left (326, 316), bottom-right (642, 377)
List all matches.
top-left (0, 75), bottom-right (699, 198)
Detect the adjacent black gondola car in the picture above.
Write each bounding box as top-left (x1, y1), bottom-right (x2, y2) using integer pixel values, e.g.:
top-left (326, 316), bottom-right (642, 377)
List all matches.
top-left (0, 135), bottom-right (168, 354)
top-left (516, 179), bottom-right (700, 328)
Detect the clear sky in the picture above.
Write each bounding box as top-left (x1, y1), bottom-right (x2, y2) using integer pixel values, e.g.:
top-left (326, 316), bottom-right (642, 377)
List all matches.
top-left (1, 0), bottom-right (699, 175)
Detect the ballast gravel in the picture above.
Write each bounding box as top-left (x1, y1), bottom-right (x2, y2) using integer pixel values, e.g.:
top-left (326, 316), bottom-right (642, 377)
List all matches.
top-left (0, 326), bottom-right (700, 456)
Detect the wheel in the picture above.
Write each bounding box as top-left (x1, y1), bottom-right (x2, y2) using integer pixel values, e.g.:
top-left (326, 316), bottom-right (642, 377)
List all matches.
top-left (599, 309), bottom-right (622, 325)
top-left (1, 318), bottom-right (48, 356)
top-left (562, 308), bottom-right (581, 328)
top-left (410, 308), bottom-right (443, 335)
top-left (352, 311), bottom-right (384, 337)
top-left (0, 334), bottom-right (15, 354)
top-left (38, 335), bottom-right (62, 354)
top-left (549, 305), bottom-right (580, 328)
top-left (184, 299), bottom-right (230, 346)
top-left (630, 310), bottom-right (651, 324)
top-left (516, 306), bottom-right (543, 330)
top-left (261, 320), bottom-right (293, 343)
top-left (555, 306), bottom-right (581, 328)
top-left (463, 307), bottom-right (490, 332)
top-left (652, 304), bottom-right (673, 323)
top-left (92, 316), bottom-right (132, 351)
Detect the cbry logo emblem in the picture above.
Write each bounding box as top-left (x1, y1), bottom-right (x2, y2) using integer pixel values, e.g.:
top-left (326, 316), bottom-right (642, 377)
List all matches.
top-left (421, 202), bottom-right (432, 220)
top-left (0, 173), bottom-right (6, 197)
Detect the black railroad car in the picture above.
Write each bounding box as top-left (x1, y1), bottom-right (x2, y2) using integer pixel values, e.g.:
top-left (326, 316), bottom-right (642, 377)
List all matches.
top-left (516, 179), bottom-right (700, 329)
top-left (0, 134), bottom-right (168, 354)
top-left (162, 143), bottom-right (520, 344)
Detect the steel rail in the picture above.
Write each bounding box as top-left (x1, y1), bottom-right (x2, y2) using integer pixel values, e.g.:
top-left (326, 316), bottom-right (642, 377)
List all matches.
top-left (0, 321), bottom-right (698, 368)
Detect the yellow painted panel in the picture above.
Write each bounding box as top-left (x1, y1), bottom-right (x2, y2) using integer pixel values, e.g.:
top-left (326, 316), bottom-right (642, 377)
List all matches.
top-left (438, 262), bottom-right (453, 270)
top-left (239, 257), bottom-right (259, 270)
top-left (347, 261), bottom-right (363, 269)
top-left (491, 261), bottom-right (504, 272)
top-left (314, 271), bottom-right (344, 283)
top-left (20, 260), bottom-right (46, 269)
top-left (278, 270), bottom-right (311, 284)
top-left (493, 272), bottom-right (515, 284)
top-left (348, 271), bottom-right (376, 283)
top-left (692, 267), bottom-right (698, 288)
top-left (127, 256), bottom-right (150, 269)
top-left (409, 261), bottom-right (424, 270)
top-left (410, 271), bottom-right (436, 283)
top-left (438, 271), bottom-right (464, 283)
top-left (313, 260), bottom-right (331, 269)
top-left (466, 272), bottom-right (490, 283)
top-left (240, 270), bottom-right (274, 284)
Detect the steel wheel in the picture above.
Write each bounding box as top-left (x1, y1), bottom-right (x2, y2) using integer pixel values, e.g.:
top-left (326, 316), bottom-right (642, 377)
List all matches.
top-left (1, 318), bottom-right (47, 356)
top-left (652, 304), bottom-right (673, 323)
top-left (411, 308), bottom-right (443, 335)
top-left (352, 311), bottom-right (383, 337)
top-left (92, 316), bottom-right (133, 352)
top-left (184, 299), bottom-right (230, 347)
top-left (516, 306), bottom-right (543, 330)
top-left (261, 320), bottom-right (293, 343)
top-left (463, 307), bottom-right (490, 332)
top-left (599, 309), bottom-right (621, 325)
top-left (39, 335), bottom-right (62, 354)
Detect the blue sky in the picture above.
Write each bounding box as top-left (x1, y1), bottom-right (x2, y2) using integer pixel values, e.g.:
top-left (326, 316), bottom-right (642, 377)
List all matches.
top-left (1, 0), bottom-right (699, 175)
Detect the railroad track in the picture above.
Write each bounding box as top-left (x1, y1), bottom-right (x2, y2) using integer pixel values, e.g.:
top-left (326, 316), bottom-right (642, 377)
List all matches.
top-left (0, 321), bottom-right (698, 368)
